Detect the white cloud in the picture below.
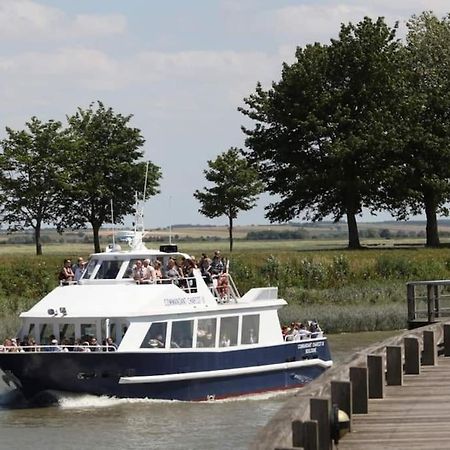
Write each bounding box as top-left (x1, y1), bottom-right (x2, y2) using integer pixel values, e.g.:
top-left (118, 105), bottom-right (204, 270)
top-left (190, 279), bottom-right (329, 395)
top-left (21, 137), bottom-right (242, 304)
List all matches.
top-left (0, 0), bottom-right (126, 40)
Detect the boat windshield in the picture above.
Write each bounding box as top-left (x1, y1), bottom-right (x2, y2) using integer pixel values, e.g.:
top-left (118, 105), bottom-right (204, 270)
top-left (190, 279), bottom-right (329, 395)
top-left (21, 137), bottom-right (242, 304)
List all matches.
top-left (82, 259), bottom-right (98, 279)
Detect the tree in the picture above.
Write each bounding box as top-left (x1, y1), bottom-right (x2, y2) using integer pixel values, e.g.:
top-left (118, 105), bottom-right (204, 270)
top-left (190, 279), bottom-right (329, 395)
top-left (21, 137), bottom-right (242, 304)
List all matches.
top-left (384, 12), bottom-right (450, 247)
top-left (0, 118), bottom-right (70, 255)
top-left (65, 101), bottom-right (161, 253)
top-left (240, 17), bottom-right (401, 249)
top-left (194, 148), bottom-right (262, 252)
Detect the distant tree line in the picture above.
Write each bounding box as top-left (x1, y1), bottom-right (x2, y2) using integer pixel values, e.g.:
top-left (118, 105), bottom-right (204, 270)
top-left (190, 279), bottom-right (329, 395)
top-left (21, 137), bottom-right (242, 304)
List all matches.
top-left (0, 101), bottom-right (161, 255)
top-left (240, 11), bottom-right (450, 249)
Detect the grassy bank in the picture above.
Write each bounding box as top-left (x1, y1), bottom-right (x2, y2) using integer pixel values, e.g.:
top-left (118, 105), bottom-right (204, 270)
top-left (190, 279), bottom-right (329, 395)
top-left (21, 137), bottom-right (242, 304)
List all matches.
top-left (0, 243), bottom-right (449, 339)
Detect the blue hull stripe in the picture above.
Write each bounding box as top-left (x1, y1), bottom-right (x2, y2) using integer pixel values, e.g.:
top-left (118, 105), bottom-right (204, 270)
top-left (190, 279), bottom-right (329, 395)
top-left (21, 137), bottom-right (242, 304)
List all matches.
top-left (119, 358), bottom-right (333, 384)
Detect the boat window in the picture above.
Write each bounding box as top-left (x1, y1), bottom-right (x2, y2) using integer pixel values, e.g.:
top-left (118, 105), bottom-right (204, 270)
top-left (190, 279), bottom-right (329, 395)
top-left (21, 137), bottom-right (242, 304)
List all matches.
top-left (59, 323), bottom-right (75, 342)
top-left (82, 259), bottom-right (98, 279)
top-left (171, 320), bottom-right (194, 348)
top-left (40, 323), bottom-right (55, 344)
top-left (81, 323), bottom-right (97, 341)
top-left (219, 316), bottom-right (239, 347)
top-left (26, 323), bottom-right (35, 339)
top-left (140, 322), bottom-right (167, 348)
top-left (95, 259), bottom-right (122, 279)
top-left (196, 318), bottom-right (216, 348)
top-left (241, 315), bottom-right (260, 345)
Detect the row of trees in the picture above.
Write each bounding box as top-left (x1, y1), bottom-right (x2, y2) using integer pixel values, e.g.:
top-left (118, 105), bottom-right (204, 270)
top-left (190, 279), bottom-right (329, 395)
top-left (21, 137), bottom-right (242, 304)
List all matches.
top-left (238, 12), bottom-right (450, 249)
top-left (0, 102), bottom-right (161, 255)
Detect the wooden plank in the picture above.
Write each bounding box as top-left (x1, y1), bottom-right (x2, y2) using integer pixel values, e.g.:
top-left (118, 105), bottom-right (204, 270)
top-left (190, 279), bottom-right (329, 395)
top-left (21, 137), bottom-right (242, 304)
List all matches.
top-left (338, 356), bottom-right (450, 449)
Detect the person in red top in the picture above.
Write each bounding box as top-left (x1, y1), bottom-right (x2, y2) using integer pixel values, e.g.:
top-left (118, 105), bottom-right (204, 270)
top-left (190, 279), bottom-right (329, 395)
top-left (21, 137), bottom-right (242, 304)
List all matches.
top-left (59, 259), bottom-right (75, 283)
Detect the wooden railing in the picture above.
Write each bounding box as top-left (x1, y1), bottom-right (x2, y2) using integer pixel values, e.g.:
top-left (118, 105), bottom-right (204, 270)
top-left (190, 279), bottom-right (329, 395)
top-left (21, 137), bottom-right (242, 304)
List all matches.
top-left (250, 321), bottom-right (446, 450)
top-left (407, 280), bottom-right (450, 327)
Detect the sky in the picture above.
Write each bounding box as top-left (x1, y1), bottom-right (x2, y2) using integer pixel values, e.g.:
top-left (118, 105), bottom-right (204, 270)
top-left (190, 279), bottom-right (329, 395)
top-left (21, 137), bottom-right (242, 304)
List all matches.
top-left (0, 0), bottom-right (448, 229)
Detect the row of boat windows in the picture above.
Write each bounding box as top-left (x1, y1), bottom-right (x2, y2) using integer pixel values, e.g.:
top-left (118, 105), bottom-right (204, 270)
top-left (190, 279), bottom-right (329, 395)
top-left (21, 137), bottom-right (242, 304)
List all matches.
top-left (25, 321), bottom-right (128, 345)
top-left (82, 257), bottom-right (169, 280)
top-left (141, 314), bottom-right (260, 349)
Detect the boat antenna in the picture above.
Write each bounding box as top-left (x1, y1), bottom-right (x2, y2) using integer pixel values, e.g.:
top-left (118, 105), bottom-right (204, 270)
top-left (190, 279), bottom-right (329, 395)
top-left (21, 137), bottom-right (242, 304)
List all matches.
top-left (143, 161), bottom-right (149, 204)
top-left (169, 195), bottom-right (172, 245)
top-left (111, 199), bottom-right (116, 247)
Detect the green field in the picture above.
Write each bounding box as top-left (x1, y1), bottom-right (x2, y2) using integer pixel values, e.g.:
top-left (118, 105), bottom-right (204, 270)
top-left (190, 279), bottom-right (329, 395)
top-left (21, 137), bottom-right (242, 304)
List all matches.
top-left (0, 238), bottom-right (449, 340)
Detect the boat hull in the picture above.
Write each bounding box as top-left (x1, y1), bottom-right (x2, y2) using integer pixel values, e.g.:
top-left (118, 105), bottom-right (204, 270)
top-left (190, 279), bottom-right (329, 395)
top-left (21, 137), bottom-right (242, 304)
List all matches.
top-left (0, 340), bottom-right (331, 401)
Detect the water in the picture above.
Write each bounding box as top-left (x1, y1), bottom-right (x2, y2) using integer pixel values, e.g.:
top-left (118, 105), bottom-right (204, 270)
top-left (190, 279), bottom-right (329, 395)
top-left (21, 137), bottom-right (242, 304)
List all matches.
top-left (0, 330), bottom-right (398, 450)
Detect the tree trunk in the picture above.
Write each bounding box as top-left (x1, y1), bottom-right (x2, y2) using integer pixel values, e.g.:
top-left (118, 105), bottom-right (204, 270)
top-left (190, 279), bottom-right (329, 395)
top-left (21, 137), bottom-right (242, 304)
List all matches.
top-left (92, 224), bottom-right (101, 253)
top-left (346, 212), bottom-right (361, 249)
top-left (228, 215), bottom-right (233, 253)
top-left (34, 222), bottom-right (42, 256)
top-left (424, 191), bottom-right (440, 247)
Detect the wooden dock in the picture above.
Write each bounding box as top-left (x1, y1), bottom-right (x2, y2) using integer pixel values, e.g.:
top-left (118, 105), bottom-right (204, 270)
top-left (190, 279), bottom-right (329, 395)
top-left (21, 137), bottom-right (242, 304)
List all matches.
top-left (340, 356), bottom-right (450, 449)
top-left (250, 321), bottom-right (450, 450)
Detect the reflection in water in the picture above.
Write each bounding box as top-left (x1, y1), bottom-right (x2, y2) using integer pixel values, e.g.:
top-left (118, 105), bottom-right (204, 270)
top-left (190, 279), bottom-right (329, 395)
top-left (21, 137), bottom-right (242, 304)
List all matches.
top-left (0, 330), bottom-right (401, 450)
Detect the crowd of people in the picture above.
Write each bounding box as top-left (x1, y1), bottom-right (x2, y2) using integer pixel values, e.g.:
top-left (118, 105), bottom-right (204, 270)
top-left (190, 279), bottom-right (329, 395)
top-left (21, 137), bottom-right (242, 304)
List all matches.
top-left (0, 335), bottom-right (117, 352)
top-left (130, 251), bottom-right (230, 298)
top-left (56, 250), bottom-right (231, 298)
top-left (281, 320), bottom-right (323, 341)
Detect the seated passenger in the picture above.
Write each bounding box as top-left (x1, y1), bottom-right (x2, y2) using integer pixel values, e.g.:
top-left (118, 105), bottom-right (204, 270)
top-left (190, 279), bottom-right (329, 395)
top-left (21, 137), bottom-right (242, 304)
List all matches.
top-left (90, 337), bottom-right (101, 352)
top-left (141, 259), bottom-right (157, 284)
top-left (47, 338), bottom-right (63, 352)
top-left (166, 259), bottom-right (180, 283)
top-left (153, 260), bottom-right (163, 281)
top-left (132, 260), bottom-right (144, 283)
top-left (59, 259), bottom-right (75, 284)
top-left (105, 337), bottom-right (117, 351)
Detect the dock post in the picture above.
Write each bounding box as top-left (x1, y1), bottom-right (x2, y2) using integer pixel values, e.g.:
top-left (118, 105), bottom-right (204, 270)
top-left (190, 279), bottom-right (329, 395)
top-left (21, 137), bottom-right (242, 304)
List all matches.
top-left (302, 421), bottom-right (319, 450)
top-left (406, 283), bottom-right (416, 322)
top-left (331, 380), bottom-right (352, 431)
top-left (434, 285), bottom-right (440, 318)
top-left (367, 354), bottom-right (384, 398)
top-left (310, 398), bottom-right (331, 450)
top-left (386, 346), bottom-right (403, 386)
top-left (444, 324), bottom-right (450, 357)
top-left (427, 284), bottom-right (435, 323)
top-left (349, 367), bottom-right (368, 414)
top-left (422, 330), bottom-right (436, 366)
top-left (404, 337), bottom-right (420, 374)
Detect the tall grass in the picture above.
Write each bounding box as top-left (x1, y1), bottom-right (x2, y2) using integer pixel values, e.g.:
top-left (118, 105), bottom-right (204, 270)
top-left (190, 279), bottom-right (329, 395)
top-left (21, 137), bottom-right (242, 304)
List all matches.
top-left (0, 246), bottom-right (448, 338)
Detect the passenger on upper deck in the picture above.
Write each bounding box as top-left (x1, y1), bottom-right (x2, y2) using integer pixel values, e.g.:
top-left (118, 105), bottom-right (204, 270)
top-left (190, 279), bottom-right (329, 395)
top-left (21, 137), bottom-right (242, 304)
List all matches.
top-left (59, 259), bottom-right (75, 284)
top-left (141, 259), bottom-right (156, 284)
top-left (153, 260), bottom-right (163, 281)
top-left (132, 260), bottom-right (144, 283)
top-left (209, 251), bottom-right (225, 275)
top-left (73, 257), bottom-right (87, 281)
top-left (166, 259), bottom-right (180, 283)
top-left (199, 253), bottom-right (212, 275)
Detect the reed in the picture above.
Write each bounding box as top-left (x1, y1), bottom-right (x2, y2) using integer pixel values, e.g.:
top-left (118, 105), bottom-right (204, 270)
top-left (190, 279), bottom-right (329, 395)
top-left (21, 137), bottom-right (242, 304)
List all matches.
top-left (0, 246), bottom-right (448, 339)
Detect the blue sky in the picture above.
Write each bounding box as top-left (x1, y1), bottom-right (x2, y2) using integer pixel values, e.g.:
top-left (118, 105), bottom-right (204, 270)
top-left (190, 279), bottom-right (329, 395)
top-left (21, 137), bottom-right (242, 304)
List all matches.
top-left (0, 0), bottom-right (447, 228)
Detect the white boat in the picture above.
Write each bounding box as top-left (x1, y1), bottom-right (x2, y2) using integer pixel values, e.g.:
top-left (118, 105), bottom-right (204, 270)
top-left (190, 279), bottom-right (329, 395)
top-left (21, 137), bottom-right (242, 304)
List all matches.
top-left (0, 233), bottom-right (332, 402)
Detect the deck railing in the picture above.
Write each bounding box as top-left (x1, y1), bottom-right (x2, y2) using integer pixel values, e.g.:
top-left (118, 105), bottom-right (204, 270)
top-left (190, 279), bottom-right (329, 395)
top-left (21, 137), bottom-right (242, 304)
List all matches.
top-left (407, 280), bottom-right (450, 326)
top-left (0, 344), bottom-right (116, 353)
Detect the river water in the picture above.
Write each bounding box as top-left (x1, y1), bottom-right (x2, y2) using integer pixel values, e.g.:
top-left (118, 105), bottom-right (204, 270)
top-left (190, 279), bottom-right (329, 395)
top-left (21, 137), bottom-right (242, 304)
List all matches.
top-left (0, 330), bottom-right (398, 450)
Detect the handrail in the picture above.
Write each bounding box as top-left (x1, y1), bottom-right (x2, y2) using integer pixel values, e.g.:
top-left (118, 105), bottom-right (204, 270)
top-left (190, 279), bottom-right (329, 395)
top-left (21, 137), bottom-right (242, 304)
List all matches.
top-left (0, 344), bottom-right (117, 353)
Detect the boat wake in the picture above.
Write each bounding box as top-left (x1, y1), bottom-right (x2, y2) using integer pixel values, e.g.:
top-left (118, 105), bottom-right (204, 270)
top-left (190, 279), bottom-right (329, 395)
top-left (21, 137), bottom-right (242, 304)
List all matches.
top-left (57, 393), bottom-right (176, 409)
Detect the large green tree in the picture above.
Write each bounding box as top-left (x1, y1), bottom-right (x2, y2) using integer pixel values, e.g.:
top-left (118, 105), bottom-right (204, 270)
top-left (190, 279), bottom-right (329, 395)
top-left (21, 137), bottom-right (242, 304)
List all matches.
top-left (240, 17), bottom-right (401, 248)
top-left (0, 118), bottom-right (70, 255)
top-left (384, 12), bottom-right (450, 247)
top-left (194, 148), bottom-right (262, 252)
top-left (65, 101), bottom-right (161, 253)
